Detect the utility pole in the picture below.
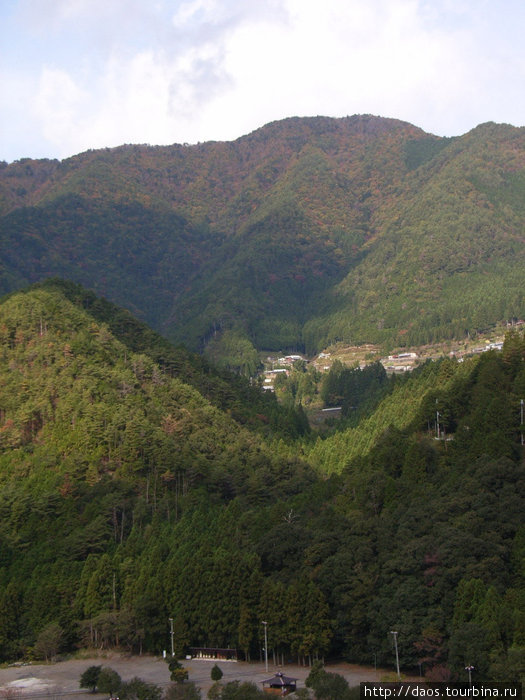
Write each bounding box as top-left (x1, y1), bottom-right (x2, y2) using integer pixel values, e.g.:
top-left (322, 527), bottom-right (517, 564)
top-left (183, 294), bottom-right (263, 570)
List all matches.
top-left (262, 621), bottom-right (268, 673)
top-left (520, 399), bottom-right (524, 447)
top-left (169, 617), bottom-right (174, 657)
top-left (436, 410), bottom-right (440, 440)
top-left (390, 630), bottom-right (400, 679)
top-left (465, 665), bottom-right (474, 688)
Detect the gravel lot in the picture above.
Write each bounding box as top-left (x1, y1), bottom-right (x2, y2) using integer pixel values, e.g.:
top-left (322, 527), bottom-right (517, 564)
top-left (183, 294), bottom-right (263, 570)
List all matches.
top-left (0, 653), bottom-right (385, 697)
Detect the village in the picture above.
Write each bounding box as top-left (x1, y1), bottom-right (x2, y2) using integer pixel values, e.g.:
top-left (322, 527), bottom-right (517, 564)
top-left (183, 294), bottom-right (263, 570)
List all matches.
top-left (260, 331), bottom-right (513, 393)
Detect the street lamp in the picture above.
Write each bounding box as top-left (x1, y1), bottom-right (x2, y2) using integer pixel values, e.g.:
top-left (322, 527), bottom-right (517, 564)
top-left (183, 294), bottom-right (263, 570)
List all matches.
top-left (520, 399), bottom-right (524, 447)
top-left (262, 621), bottom-right (268, 672)
top-left (169, 617), bottom-right (174, 657)
top-left (390, 631), bottom-right (400, 680)
top-left (465, 665), bottom-right (474, 688)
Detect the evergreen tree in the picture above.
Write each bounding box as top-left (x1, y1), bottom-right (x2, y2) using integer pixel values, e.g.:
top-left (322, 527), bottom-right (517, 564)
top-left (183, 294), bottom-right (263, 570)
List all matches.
top-left (210, 664), bottom-right (223, 682)
top-left (80, 666), bottom-right (102, 693)
top-left (33, 622), bottom-right (63, 662)
top-left (97, 668), bottom-right (122, 696)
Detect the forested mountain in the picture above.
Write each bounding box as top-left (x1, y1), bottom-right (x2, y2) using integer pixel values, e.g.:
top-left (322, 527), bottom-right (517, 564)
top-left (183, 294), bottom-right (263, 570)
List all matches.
top-left (0, 284), bottom-right (524, 683)
top-left (1, 116), bottom-right (524, 358)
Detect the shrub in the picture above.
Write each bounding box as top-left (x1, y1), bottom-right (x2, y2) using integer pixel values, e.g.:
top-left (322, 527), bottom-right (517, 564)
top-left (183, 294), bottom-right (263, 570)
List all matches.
top-left (210, 665), bottom-right (223, 682)
top-left (120, 677), bottom-right (162, 700)
top-left (97, 667), bottom-right (122, 696)
top-left (79, 666), bottom-right (102, 693)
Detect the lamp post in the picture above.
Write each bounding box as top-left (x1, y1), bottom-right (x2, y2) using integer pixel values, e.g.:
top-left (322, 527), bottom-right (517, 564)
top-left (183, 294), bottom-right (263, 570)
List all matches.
top-left (465, 665), bottom-right (474, 688)
top-left (390, 630), bottom-right (400, 680)
top-left (520, 399), bottom-right (524, 447)
top-left (262, 621), bottom-right (268, 673)
top-left (169, 617), bottom-right (174, 657)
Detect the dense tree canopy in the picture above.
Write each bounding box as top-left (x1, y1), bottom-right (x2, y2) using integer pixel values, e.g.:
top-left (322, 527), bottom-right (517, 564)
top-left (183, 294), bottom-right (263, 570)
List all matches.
top-left (1, 117), bottom-right (524, 355)
top-left (0, 285), bottom-right (523, 684)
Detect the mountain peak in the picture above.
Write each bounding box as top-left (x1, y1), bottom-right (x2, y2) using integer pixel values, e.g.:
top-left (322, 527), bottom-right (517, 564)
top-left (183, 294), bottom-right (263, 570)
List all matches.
top-left (0, 115), bottom-right (523, 355)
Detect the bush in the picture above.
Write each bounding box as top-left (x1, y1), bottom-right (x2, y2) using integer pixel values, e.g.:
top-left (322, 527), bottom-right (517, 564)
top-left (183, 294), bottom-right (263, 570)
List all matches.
top-left (305, 660), bottom-right (325, 689)
top-left (167, 658), bottom-right (189, 684)
top-left (120, 677), bottom-right (162, 700)
top-left (291, 690), bottom-right (311, 699)
top-left (207, 682), bottom-right (222, 699)
top-left (171, 668), bottom-right (189, 684)
top-left (210, 665), bottom-right (223, 682)
top-left (305, 664), bottom-right (351, 700)
top-left (79, 666), bottom-right (102, 693)
top-left (97, 667), bottom-right (122, 696)
top-left (165, 683), bottom-right (202, 700)
top-left (219, 681), bottom-right (265, 699)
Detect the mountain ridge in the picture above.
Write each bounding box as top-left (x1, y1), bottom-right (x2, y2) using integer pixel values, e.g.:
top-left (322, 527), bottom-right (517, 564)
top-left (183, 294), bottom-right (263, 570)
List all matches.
top-left (1, 115), bottom-right (524, 357)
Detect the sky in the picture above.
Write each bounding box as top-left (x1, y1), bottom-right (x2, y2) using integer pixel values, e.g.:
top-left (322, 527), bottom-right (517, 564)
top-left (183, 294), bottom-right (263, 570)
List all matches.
top-left (1, 0), bottom-right (525, 163)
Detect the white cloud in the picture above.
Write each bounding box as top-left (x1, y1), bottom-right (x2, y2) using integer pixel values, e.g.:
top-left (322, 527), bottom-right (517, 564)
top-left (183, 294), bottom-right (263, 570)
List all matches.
top-left (34, 68), bottom-right (90, 153)
top-left (200, 0), bottom-right (478, 139)
top-left (2, 0), bottom-right (525, 160)
top-left (172, 0), bottom-right (218, 27)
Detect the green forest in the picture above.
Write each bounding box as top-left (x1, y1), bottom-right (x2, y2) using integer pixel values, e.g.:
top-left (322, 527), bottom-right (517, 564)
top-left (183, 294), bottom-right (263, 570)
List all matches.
top-left (0, 280), bottom-right (524, 685)
top-left (1, 116), bottom-right (524, 362)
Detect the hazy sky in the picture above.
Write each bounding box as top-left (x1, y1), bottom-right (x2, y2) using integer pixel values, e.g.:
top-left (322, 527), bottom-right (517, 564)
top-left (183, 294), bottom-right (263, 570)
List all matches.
top-left (1, 0), bottom-right (524, 162)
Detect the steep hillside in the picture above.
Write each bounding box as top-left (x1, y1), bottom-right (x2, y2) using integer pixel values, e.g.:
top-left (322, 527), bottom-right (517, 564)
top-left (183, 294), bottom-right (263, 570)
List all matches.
top-left (0, 285), bottom-right (322, 659)
top-left (0, 285), bottom-right (308, 489)
top-left (0, 285), bottom-right (524, 682)
top-left (305, 122), bottom-right (525, 350)
top-left (27, 279), bottom-right (309, 439)
top-left (1, 116), bottom-right (524, 356)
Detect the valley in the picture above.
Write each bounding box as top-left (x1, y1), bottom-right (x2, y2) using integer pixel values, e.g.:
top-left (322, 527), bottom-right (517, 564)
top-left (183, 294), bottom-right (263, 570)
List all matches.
top-left (0, 282), bottom-right (522, 682)
top-left (0, 116), bottom-right (524, 686)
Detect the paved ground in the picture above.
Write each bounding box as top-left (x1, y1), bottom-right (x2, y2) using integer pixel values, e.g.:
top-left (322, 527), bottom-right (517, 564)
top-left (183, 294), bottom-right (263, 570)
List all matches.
top-left (0, 653), bottom-right (386, 697)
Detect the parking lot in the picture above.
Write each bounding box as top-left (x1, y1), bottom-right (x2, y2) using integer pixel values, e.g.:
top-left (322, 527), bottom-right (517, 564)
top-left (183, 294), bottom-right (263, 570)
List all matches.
top-left (0, 653), bottom-right (385, 697)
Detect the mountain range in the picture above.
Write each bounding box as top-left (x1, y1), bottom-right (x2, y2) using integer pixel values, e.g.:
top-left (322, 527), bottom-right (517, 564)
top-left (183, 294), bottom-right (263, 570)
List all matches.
top-left (1, 112), bottom-right (525, 685)
top-left (1, 115), bottom-right (524, 359)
